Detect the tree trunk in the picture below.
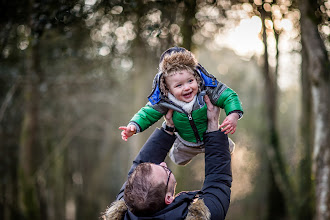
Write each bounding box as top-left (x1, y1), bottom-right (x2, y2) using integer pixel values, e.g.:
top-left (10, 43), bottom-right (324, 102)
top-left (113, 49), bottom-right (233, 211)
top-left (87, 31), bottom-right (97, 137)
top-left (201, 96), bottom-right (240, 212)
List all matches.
top-left (127, 0), bottom-right (158, 165)
top-left (181, 0), bottom-right (197, 51)
top-left (19, 38), bottom-right (46, 220)
top-left (297, 34), bottom-right (315, 219)
top-left (299, 0), bottom-right (330, 219)
top-left (260, 7), bottom-right (295, 219)
top-left (18, 3), bottom-right (47, 217)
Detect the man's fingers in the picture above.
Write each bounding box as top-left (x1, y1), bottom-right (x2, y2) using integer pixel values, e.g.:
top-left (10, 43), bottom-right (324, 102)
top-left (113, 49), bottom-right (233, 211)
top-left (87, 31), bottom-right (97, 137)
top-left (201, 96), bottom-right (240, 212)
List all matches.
top-left (204, 95), bottom-right (212, 108)
top-left (166, 109), bottom-right (174, 118)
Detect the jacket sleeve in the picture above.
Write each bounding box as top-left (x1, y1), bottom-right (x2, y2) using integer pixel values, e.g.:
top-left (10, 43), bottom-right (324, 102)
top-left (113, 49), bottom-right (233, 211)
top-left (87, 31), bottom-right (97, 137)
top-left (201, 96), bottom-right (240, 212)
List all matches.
top-left (116, 128), bottom-right (176, 200)
top-left (207, 82), bottom-right (243, 116)
top-left (200, 130), bottom-right (232, 220)
top-left (129, 103), bottom-right (164, 132)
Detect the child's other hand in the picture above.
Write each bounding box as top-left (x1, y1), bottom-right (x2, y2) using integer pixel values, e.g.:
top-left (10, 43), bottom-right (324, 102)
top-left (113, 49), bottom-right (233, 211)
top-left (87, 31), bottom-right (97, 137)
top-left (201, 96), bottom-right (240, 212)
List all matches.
top-left (119, 125), bottom-right (137, 141)
top-left (220, 113), bottom-right (239, 134)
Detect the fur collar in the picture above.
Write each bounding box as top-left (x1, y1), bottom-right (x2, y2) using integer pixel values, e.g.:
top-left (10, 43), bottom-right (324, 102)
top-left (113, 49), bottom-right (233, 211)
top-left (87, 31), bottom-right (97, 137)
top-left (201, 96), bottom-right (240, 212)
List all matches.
top-left (102, 198), bottom-right (210, 220)
top-left (168, 93), bottom-right (197, 113)
top-left (102, 200), bottom-right (127, 220)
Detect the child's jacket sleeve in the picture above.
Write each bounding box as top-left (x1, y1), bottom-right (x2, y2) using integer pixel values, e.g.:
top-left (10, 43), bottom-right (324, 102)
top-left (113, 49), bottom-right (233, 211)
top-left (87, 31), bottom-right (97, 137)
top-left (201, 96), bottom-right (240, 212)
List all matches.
top-left (129, 104), bottom-right (164, 132)
top-left (207, 81), bottom-right (243, 116)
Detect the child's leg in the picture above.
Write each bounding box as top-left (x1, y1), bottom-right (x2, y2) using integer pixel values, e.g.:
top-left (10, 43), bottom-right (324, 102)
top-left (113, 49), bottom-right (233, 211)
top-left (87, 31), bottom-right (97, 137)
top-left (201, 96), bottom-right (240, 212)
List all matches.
top-left (169, 139), bottom-right (205, 165)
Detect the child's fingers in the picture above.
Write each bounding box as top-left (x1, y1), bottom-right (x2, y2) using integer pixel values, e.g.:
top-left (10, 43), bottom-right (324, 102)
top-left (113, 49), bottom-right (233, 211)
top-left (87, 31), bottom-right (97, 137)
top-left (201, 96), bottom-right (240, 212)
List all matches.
top-left (220, 125), bottom-right (229, 132)
top-left (121, 134), bottom-right (128, 141)
top-left (221, 124), bottom-right (233, 134)
top-left (119, 126), bottom-right (127, 131)
top-left (224, 127), bottom-right (232, 134)
top-left (220, 121), bottom-right (229, 128)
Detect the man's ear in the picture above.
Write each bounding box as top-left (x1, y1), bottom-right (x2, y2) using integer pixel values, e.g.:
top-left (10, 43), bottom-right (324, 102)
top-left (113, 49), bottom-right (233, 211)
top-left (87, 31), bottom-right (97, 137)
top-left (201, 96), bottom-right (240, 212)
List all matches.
top-left (164, 192), bottom-right (174, 205)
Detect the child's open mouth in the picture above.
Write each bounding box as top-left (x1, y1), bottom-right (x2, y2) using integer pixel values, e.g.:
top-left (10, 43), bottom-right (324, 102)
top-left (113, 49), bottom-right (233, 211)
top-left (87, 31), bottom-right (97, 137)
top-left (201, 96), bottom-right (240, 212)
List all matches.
top-left (183, 92), bottom-right (192, 99)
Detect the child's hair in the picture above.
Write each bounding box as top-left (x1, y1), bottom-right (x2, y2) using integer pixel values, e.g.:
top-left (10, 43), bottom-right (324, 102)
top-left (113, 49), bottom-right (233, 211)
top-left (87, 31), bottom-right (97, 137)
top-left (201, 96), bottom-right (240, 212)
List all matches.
top-left (158, 47), bottom-right (202, 96)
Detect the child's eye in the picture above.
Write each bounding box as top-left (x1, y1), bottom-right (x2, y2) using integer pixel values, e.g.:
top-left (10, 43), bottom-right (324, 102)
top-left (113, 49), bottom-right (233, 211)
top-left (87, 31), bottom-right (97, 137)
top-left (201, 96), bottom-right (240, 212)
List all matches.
top-left (188, 79), bottom-right (194, 83)
top-left (175, 84), bottom-right (182, 88)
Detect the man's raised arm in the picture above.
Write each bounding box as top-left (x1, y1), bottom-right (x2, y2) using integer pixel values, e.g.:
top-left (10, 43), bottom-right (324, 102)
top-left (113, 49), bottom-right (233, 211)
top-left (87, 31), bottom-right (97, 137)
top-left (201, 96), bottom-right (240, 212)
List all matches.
top-left (201, 95), bottom-right (232, 220)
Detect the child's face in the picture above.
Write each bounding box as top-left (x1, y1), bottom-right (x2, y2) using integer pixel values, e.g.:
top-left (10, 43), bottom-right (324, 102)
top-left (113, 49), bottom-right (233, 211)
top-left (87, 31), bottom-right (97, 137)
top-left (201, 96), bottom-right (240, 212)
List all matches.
top-left (165, 69), bottom-right (198, 103)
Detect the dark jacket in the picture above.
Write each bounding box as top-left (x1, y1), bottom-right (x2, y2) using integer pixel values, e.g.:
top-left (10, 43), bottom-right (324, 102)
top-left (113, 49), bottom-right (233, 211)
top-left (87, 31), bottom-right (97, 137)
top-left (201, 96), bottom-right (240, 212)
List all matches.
top-left (103, 128), bottom-right (232, 220)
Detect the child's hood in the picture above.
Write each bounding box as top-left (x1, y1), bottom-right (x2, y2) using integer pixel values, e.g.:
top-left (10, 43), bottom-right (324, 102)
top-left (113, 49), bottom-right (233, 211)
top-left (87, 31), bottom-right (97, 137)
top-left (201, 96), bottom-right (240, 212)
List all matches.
top-left (159, 50), bottom-right (198, 74)
top-left (148, 64), bottom-right (218, 105)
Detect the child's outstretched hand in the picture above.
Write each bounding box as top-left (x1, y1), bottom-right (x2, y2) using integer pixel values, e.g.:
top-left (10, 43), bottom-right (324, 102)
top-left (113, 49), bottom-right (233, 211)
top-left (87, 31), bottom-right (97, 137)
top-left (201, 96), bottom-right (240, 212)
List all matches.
top-left (119, 125), bottom-right (137, 141)
top-left (220, 113), bottom-right (239, 134)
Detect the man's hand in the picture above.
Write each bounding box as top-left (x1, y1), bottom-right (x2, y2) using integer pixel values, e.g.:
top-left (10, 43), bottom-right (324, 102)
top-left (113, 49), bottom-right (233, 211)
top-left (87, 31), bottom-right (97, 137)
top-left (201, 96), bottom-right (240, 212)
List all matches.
top-left (204, 95), bottom-right (221, 132)
top-left (164, 109), bottom-right (174, 127)
top-left (220, 113), bottom-right (239, 134)
top-left (163, 109), bottom-right (175, 135)
top-left (119, 125), bottom-right (137, 141)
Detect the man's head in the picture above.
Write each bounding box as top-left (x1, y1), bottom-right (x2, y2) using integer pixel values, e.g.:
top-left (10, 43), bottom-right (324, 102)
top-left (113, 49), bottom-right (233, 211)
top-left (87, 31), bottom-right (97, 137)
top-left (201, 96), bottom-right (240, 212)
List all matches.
top-left (158, 47), bottom-right (202, 98)
top-left (124, 162), bottom-right (177, 216)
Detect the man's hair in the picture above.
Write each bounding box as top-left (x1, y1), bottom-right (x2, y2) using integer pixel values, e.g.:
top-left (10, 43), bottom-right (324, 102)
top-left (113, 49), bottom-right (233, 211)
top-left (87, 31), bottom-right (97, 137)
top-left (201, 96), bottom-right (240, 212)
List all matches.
top-left (158, 47), bottom-right (202, 96)
top-left (124, 163), bottom-right (167, 216)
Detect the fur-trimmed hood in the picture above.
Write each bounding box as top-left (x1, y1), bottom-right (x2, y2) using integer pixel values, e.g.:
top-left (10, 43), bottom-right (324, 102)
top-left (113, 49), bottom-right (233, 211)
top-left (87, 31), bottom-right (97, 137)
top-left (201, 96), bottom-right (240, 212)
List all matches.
top-left (102, 197), bottom-right (210, 220)
top-left (159, 50), bottom-right (198, 75)
top-left (148, 63), bottom-right (218, 106)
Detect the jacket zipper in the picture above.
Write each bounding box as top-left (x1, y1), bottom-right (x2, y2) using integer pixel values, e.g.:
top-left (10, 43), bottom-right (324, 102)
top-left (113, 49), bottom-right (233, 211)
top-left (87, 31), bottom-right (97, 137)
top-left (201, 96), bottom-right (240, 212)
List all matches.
top-left (187, 113), bottom-right (202, 143)
top-left (165, 100), bottom-right (202, 143)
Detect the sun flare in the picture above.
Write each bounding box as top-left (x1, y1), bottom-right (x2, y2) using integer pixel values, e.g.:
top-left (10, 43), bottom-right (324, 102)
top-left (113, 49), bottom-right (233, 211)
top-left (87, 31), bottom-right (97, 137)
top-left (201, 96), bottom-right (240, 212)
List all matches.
top-left (215, 16), bottom-right (264, 57)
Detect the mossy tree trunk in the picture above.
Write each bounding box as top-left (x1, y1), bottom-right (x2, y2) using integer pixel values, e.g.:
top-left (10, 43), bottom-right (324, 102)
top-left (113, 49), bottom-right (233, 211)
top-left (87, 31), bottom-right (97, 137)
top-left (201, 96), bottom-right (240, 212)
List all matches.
top-left (18, 1), bottom-right (46, 218)
top-left (259, 6), bottom-right (296, 219)
top-left (297, 29), bottom-right (315, 220)
top-left (299, 0), bottom-right (330, 219)
top-left (181, 0), bottom-right (197, 51)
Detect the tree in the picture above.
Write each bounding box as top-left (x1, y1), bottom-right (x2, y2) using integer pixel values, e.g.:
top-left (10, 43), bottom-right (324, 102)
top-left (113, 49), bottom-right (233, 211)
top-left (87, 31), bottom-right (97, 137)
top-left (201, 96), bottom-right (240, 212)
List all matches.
top-left (299, 0), bottom-right (330, 219)
top-left (0, 1), bottom-right (87, 219)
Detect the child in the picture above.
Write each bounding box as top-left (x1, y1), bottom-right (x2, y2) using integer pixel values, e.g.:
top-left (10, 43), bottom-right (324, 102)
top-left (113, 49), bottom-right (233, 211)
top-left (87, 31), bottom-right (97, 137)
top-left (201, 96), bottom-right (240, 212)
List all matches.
top-left (119, 47), bottom-right (243, 165)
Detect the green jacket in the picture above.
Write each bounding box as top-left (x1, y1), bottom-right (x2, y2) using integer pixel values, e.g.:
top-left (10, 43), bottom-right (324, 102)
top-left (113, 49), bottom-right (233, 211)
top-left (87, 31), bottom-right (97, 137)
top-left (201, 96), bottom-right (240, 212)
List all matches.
top-left (129, 64), bottom-right (243, 143)
top-left (129, 84), bottom-right (243, 144)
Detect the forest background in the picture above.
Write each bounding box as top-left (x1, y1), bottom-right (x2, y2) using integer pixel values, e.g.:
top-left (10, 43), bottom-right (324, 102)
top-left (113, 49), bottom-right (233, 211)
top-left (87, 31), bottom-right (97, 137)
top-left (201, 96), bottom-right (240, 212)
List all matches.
top-left (0, 0), bottom-right (329, 220)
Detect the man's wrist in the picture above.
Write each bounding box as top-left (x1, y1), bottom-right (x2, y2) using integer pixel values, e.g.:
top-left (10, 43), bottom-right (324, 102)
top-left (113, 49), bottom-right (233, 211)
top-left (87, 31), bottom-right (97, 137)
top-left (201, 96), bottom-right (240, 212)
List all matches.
top-left (162, 121), bottom-right (175, 132)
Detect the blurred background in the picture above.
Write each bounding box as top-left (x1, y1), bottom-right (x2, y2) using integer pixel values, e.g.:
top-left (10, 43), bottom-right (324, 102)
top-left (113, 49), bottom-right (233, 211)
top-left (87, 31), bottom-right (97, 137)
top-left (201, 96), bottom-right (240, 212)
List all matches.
top-left (0, 0), bottom-right (329, 219)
